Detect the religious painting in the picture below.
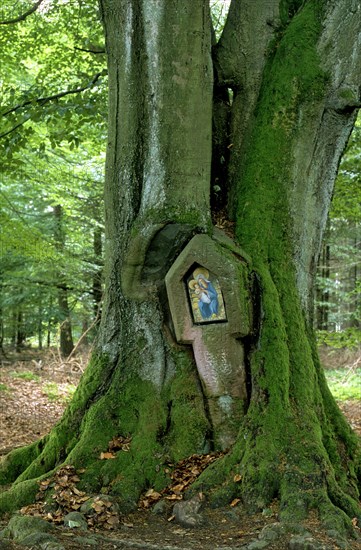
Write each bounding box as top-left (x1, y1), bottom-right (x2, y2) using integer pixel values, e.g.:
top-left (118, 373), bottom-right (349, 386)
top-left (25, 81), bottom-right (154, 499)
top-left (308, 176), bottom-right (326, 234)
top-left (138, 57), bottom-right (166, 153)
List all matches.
top-left (186, 266), bottom-right (227, 324)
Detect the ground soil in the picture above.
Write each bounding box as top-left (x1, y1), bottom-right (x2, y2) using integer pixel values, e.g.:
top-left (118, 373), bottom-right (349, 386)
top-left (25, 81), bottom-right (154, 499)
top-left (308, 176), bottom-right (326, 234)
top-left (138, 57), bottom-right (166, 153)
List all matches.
top-left (0, 348), bottom-right (360, 549)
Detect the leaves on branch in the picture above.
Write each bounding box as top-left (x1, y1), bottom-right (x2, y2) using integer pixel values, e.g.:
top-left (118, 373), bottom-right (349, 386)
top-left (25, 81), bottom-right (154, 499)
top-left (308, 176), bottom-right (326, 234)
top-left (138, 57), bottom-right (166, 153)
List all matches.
top-left (0, 0), bottom-right (45, 25)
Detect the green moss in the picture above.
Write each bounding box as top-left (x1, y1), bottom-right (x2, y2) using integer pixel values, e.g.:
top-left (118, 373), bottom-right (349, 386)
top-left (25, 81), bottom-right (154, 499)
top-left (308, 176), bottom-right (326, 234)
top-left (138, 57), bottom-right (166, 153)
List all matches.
top-left (279, 0), bottom-right (308, 25)
top-left (0, 439), bottom-right (46, 486)
top-left (2, 514), bottom-right (54, 542)
top-left (226, 0), bottom-right (356, 520)
top-left (165, 350), bottom-right (210, 460)
top-left (0, 353), bottom-right (110, 492)
top-left (0, 478), bottom-right (39, 515)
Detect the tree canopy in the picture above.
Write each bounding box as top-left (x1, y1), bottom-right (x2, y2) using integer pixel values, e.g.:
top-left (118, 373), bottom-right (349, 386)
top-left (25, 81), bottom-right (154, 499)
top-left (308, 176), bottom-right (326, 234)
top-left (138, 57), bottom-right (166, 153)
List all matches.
top-left (1, 0), bottom-right (107, 352)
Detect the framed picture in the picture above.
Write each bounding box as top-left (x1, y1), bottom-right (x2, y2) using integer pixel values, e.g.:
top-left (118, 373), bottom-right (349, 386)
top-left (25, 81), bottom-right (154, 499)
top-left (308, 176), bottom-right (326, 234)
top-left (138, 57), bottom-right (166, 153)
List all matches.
top-left (186, 266), bottom-right (227, 324)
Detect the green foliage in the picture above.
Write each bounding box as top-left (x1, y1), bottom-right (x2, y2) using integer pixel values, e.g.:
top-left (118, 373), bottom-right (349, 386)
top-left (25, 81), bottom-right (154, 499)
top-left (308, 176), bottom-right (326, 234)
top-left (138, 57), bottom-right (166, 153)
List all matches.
top-left (0, 0), bottom-right (106, 349)
top-left (316, 328), bottom-right (361, 350)
top-left (325, 368), bottom-right (361, 401)
top-left (0, 383), bottom-right (10, 392)
top-left (10, 370), bottom-right (40, 382)
top-left (210, 0), bottom-right (230, 40)
top-left (42, 381), bottom-right (76, 402)
top-left (315, 115), bottom-right (361, 335)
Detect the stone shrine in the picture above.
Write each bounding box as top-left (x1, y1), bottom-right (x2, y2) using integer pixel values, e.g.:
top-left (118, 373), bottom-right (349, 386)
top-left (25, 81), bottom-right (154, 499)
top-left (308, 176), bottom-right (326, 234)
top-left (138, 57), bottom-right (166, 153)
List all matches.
top-left (165, 232), bottom-right (252, 449)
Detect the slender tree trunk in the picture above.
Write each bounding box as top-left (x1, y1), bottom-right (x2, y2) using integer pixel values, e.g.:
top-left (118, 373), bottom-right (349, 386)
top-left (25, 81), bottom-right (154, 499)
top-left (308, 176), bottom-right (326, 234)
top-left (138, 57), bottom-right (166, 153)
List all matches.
top-left (38, 303), bottom-right (43, 351)
top-left (15, 311), bottom-right (25, 352)
top-left (316, 238), bottom-right (330, 331)
top-left (0, 275), bottom-right (6, 359)
top-left (53, 205), bottom-right (74, 357)
top-left (92, 227), bottom-right (103, 320)
top-left (58, 289), bottom-right (74, 357)
top-left (10, 310), bottom-right (16, 349)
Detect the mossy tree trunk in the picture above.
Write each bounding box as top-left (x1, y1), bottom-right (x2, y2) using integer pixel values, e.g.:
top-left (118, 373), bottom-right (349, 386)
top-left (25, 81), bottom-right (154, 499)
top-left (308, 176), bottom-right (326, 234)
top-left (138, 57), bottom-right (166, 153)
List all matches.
top-left (0, 0), bottom-right (360, 534)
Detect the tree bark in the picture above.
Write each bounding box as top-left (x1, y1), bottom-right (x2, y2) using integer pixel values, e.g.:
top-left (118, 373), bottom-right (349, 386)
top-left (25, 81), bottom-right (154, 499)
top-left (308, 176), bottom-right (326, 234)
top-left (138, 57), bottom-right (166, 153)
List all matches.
top-left (92, 227), bottom-right (103, 320)
top-left (0, 0), bottom-right (360, 536)
top-left (53, 205), bottom-right (74, 357)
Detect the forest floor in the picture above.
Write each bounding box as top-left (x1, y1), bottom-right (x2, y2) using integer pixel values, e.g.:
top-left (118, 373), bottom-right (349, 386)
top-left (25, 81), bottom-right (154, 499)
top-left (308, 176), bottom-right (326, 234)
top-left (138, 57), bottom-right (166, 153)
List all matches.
top-left (0, 347), bottom-right (360, 550)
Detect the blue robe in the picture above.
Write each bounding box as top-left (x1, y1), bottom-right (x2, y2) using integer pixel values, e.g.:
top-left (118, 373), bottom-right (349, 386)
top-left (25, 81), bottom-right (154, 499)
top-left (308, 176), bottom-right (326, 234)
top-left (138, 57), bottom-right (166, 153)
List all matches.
top-left (197, 280), bottom-right (219, 319)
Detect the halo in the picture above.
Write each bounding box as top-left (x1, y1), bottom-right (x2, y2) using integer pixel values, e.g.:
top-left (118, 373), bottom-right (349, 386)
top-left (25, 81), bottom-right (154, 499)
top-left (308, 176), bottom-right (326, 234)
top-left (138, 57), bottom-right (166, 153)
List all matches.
top-left (193, 267), bottom-right (209, 281)
top-left (188, 280), bottom-right (198, 290)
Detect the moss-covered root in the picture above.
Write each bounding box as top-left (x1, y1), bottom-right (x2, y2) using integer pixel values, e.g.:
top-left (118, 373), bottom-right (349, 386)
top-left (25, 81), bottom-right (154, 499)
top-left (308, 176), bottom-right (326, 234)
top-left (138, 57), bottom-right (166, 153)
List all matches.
top-left (0, 348), bottom-right (214, 516)
top-left (278, 449), bottom-right (360, 534)
top-left (0, 439), bottom-right (47, 486)
top-left (190, 416), bottom-right (360, 539)
top-left (0, 478), bottom-right (39, 514)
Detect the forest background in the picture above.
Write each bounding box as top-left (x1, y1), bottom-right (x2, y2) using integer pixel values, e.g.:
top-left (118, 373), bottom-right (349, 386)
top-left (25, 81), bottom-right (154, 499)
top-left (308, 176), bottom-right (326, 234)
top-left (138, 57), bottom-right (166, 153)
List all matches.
top-left (0, 1), bottom-right (359, 380)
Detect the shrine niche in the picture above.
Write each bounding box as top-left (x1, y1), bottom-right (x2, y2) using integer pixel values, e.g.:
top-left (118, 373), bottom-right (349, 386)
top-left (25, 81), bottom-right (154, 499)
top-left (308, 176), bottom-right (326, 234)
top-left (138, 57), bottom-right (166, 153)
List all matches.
top-left (165, 232), bottom-right (252, 449)
top-left (186, 266), bottom-right (226, 324)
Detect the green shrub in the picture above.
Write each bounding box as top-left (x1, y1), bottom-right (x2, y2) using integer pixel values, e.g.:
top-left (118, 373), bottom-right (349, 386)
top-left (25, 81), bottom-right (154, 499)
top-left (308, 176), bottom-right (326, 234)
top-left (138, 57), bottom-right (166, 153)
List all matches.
top-left (10, 371), bottom-right (41, 382)
top-left (325, 368), bottom-right (361, 401)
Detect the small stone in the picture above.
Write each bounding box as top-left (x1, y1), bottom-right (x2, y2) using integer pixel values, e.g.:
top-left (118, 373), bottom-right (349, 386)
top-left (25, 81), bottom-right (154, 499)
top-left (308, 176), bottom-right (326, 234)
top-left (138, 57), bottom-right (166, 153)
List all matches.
top-left (173, 495), bottom-right (204, 528)
top-left (288, 534), bottom-right (327, 550)
top-left (259, 522), bottom-right (285, 541)
top-left (20, 532), bottom-right (63, 549)
top-left (247, 540), bottom-right (270, 550)
top-left (63, 511), bottom-right (88, 530)
top-left (4, 515), bottom-right (53, 542)
top-left (152, 499), bottom-right (168, 515)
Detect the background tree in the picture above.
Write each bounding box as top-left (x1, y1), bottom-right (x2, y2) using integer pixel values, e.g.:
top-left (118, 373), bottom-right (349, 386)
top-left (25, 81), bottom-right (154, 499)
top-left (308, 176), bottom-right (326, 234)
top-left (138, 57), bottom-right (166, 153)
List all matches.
top-left (0, 0), bottom-right (106, 352)
top-left (0, 0), bottom-right (360, 540)
top-left (316, 116), bottom-right (361, 339)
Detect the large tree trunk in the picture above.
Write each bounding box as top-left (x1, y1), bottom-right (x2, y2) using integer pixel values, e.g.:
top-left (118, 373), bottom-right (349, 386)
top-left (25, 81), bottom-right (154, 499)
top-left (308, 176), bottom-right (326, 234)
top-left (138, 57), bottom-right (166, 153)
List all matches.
top-left (0, 0), bottom-right (360, 537)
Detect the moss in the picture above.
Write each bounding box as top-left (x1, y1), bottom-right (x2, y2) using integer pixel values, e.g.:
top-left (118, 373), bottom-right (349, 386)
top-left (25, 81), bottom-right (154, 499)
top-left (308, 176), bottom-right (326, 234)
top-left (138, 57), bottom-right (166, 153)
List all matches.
top-left (10, 353), bottom-right (112, 486)
top-left (279, 0), bottom-right (307, 25)
top-left (2, 514), bottom-right (54, 541)
top-left (226, 0), bottom-right (357, 523)
top-left (0, 439), bottom-right (45, 486)
top-left (0, 479), bottom-right (39, 515)
top-left (131, 206), bottom-right (211, 237)
top-left (165, 349), bottom-right (210, 460)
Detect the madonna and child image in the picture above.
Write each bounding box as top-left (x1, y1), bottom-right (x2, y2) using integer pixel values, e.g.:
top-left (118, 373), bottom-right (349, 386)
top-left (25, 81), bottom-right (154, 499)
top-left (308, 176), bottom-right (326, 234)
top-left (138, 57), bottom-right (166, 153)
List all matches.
top-left (187, 267), bottom-right (227, 324)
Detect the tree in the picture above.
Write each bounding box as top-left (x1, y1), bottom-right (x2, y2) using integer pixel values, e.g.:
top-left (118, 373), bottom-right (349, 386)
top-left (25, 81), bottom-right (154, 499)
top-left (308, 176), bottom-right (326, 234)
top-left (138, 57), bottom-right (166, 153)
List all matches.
top-left (1, 0), bottom-right (360, 538)
top-left (0, 0), bottom-right (106, 351)
top-left (316, 116), bottom-right (361, 336)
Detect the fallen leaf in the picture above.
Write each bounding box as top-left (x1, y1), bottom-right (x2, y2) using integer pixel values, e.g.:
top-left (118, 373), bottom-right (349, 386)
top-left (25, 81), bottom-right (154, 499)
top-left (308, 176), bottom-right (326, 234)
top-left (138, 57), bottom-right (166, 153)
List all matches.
top-left (100, 452), bottom-right (116, 460)
top-left (230, 498), bottom-right (241, 507)
top-left (352, 517), bottom-right (359, 529)
top-left (233, 474), bottom-right (242, 482)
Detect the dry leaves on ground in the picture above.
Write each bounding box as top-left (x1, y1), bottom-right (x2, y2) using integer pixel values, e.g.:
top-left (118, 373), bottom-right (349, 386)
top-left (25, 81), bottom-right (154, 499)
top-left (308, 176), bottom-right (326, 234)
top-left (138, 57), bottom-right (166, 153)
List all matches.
top-left (21, 465), bottom-right (120, 531)
top-left (139, 451), bottom-right (225, 509)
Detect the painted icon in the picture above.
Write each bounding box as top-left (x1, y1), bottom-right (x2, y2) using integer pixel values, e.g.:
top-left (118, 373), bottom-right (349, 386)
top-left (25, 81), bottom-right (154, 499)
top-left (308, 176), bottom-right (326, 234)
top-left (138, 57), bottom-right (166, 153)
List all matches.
top-left (187, 267), bottom-right (227, 323)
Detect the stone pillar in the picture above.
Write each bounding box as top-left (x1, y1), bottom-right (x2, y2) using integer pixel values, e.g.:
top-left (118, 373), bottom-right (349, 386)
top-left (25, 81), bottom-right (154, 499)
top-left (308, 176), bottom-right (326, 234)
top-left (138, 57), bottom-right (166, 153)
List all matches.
top-left (165, 231), bottom-right (252, 449)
